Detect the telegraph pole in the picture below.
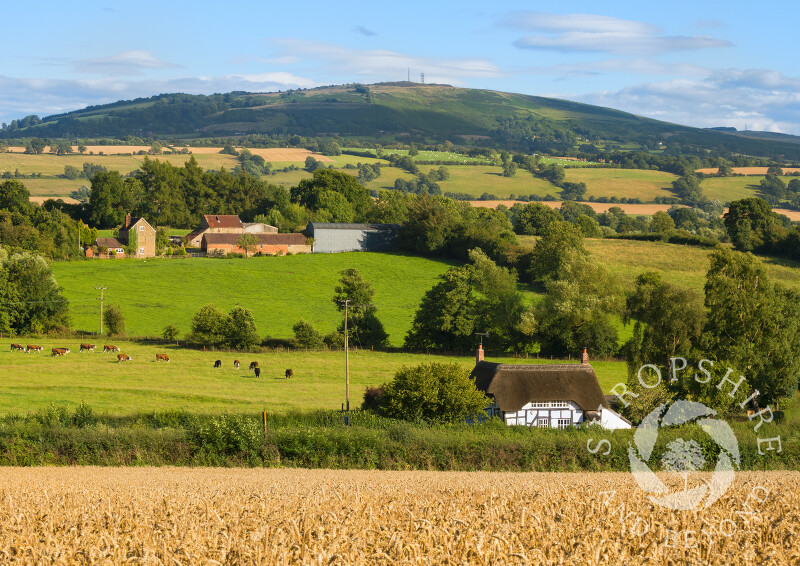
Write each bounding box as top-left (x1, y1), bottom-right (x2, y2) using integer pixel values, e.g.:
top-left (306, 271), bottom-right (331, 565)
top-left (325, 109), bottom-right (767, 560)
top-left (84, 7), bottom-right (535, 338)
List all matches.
top-left (96, 286), bottom-right (107, 335)
top-left (343, 299), bottom-right (350, 413)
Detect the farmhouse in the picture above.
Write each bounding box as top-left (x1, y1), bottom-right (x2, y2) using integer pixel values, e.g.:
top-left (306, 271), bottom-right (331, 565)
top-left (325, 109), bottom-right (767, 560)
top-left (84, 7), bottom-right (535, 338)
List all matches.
top-left (186, 215), bottom-right (245, 247)
top-left (305, 223), bottom-right (401, 253)
top-left (470, 348), bottom-right (631, 430)
top-left (91, 214), bottom-right (156, 258)
top-left (201, 232), bottom-right (311, 256)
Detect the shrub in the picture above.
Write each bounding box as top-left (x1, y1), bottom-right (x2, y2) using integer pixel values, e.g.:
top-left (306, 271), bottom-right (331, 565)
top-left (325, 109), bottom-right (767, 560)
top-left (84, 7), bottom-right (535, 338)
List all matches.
top-left (103, 305), bottom-right (125, 336)
top-left (293, 320), bottom-right (324, 349)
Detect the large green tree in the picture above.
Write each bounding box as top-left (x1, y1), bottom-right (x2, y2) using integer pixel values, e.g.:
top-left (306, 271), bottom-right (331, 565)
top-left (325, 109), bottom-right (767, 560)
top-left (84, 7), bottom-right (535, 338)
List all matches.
top-left (704, 248), bottom-right (800, 405)
top-left (333, 268), bottom-right (388, 349)
top-left (0, 180), bottom-right (32, 214)
top-left (291, 169), bottom-right (372, 220)
top-left (0, 248), bottom-right (69, 333)
top-left (526, 220), bottom-right (587, 285)
top-left (724, 197), bottom-right (785, 253)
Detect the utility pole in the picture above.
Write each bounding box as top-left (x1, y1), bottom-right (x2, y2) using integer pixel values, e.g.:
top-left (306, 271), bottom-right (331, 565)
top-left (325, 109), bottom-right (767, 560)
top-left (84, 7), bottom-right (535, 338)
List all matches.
top-left (96, 286), bottom-right (107, 336)
top-left (343, 299), bottom-right (350, 414)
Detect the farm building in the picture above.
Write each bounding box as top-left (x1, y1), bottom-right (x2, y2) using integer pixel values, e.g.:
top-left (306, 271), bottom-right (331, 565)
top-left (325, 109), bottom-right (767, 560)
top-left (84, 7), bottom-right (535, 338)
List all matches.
top-left (305, 223), bottom-right (401, 253)
top-left (243, 222), bottom-right (279, 234)
top-left (201, 233), bottom-right (311, 256)
top-left (118, 215), bottom-right (156, 258)
top-left (470, 348), bottom-right (631, 430)
top-left (186, 215), bottom-right (245, 247)
top-left (91, 215), bottom-right (156, 258)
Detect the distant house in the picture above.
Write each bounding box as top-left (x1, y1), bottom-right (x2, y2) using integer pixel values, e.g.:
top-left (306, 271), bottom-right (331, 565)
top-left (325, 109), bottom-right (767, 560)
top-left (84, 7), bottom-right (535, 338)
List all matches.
top-left (243, 222), bottom-right (278, 234)
top-left (305, 223), bottom-right (401, 253)
top-left (118, 214), bottom-right (156, 258)
top-left (201, 233), bottom-right (311, 256)
top-left (186, 215), bottom-right (245, 247)
top-left (92, 214), bottom-right (155, 258)
top-left (470, 348), bottom-right (631, 430)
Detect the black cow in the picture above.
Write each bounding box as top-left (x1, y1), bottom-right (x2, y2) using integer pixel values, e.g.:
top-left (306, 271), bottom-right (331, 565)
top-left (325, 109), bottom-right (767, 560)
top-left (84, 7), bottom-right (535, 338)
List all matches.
top-left (254, 367), bottom-right (261, 378)
top-left (214, 359), bottom-right (222, 368)
top-left (285, 369), bottom-right (293, 379)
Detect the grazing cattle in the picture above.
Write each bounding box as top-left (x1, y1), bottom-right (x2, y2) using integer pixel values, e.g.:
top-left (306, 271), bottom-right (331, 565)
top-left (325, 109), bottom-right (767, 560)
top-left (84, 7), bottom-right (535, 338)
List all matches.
top-left (117, 353), bottom-right (131, 362)
top-left (51, 348), bottom-right (70, 357)
top-left (80, 343), bottom-right (96, 352)
top-left (10, 343), bottom-right (24, 352)
top-left (249, 361), bottom-right (259, 370)
top-left (214, 359), bottom-right (222, 368)
top-left (26, 345), bottom-right (43, 353)
top-left (234, 360), bottom-right (240, 369)
top-left (103, 345), bottom-right (120, 353)
top-left (285, 369), bottom-right (293, 379)
top-left (254, 367), bottom-right (261, 378)
top-left (156, 353), bottom-right (170, 362)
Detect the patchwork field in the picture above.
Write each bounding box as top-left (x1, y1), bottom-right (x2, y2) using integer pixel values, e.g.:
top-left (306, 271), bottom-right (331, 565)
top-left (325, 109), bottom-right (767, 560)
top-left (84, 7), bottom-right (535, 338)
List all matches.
top-left (701, 176), bottom-right (763, 202)
top-left (563, 168), bottom-right (678, 201)
top-left (0, 468), bottom-right (793, 564)
top-left (471, 200), bottom-right (678, 216)
top-left (0, 341), bottom-right (625, 415)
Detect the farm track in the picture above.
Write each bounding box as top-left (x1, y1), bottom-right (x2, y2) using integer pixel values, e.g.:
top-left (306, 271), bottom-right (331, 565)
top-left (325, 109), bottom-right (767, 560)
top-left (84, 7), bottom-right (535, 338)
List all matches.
top-left (0, 468), bottom-right (795, 564)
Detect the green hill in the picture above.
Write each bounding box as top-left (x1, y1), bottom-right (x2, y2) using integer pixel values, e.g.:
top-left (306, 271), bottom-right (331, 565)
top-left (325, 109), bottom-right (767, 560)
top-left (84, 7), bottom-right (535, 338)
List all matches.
top-left (6, 83), bottom-right (800, 159)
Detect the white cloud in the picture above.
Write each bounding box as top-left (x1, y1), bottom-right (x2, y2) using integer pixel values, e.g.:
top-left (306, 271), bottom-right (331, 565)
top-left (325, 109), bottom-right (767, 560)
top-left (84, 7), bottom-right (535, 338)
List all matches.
top-left (507, 11), bottom-right (731, 55)
top-left (73, 50), bottom-right (180, 76)
top-left (571, 69), bottom-right (800, 134)
top-left (271, 39), bottom-right (502, 84)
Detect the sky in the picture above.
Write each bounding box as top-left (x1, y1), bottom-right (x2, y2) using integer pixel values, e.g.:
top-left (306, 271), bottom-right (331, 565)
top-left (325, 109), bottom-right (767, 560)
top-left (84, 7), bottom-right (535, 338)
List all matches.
top-left (3, 1), bottom-right (800, 134)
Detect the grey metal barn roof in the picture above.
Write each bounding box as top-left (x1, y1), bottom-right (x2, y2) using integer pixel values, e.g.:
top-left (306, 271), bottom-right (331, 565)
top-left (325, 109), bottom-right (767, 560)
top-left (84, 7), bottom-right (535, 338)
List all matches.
top-left (470, 361), bottom-right (609, 413)
top-left (308, 223), bottom-right (401, 231)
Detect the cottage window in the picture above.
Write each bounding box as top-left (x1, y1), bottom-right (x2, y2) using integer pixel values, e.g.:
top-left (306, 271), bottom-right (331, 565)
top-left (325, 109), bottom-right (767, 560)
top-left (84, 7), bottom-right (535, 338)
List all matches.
top-left (139, 247), bottom-right (144, 254)
top-left (537, 418), bottom-right (549, 428)
top-left (139, 225), bottom-right (145, 231)
top-left (557, 418), bottom-right (571, 429)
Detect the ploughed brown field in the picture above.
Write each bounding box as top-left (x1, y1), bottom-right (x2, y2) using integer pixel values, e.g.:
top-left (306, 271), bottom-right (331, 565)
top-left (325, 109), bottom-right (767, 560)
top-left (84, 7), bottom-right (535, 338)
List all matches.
top-left (0, 468), bottom-right (794, 564)
top-left (5, 145), bottom-right (332, 162)
top-left (470, 200), bottom-right (800, 221)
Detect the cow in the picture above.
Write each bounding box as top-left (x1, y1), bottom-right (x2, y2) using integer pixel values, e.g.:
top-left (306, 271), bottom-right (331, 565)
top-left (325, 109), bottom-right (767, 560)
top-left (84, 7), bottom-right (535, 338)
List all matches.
top-left (249, 361), bottom-right (259, 370)
top-left (51, 348), bottom-right (70, 357)
top-left (285, 369), bottom-right (293, 379)
top-left (80, 343), bottom-right (96, 352)
top-left (233, 360), bottom-right (240, 369)
top-left (10, 343), bottom-right (24, 352)
top-left (254, 367), bottom-right (261, 378)
top-left (103, 345), bottom-right (120, 353)
top-left (117, 353), bottom-right (131, 362)
top-left (156, 353), bottom-right (170, 362)
top-left (214, 359), bottom-right (222, 368)
top-left (26, 345), bottom-right (43, 353)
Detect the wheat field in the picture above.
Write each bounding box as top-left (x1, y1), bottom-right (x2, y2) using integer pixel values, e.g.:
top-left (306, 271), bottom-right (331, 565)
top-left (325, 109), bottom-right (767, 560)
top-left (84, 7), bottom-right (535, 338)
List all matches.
top-left (0, 468), bottom-right (795, 564)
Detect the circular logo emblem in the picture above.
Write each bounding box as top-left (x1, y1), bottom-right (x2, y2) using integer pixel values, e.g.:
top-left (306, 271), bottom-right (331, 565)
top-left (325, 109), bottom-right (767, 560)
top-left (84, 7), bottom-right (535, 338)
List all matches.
top-left (628, 400), bottom-right (740, 510)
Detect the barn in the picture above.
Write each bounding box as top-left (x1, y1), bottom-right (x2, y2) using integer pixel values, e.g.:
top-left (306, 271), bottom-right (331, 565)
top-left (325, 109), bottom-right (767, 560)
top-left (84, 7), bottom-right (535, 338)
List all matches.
top-left (186, 215), bottom-right (245, 247)
top-left (305, 223), bottom-right (401, 253)
top-left (470, 349), bottom-right (631, 430)
top-left (201, 233), bottom-right (311, 256)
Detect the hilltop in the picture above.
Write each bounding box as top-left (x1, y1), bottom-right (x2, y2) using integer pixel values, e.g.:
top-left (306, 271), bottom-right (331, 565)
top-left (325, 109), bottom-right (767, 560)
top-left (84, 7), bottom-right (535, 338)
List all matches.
top-left (5, 83), bottom-right (800, 159)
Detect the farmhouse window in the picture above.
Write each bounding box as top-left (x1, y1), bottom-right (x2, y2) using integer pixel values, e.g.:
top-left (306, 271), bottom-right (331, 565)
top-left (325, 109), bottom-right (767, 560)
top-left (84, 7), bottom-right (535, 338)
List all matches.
top-left (557, 418), bottom-right (571, 429)
top-left (537, 418), bottom-right (549, 428)
top-left (139, 247), bottom-right (144, 254)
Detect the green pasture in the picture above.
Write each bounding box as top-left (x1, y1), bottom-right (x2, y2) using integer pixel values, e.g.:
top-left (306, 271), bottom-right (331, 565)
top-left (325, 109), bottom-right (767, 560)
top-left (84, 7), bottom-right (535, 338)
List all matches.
top-left (0, 340), bottom-right (627, 416)
top-left (52, 253), bottom-right (462, 346)
top-left (437, 165), bottom-right (558, 199)
top-left (563, 168), bottom-right (678, 201)
top-left (538, 157), bottom-right (598, 167)
top-left (266, 168), bottom-right (313, 188)
top-left (378, 149), bottom-right (492, 164)
top-left (701, 176), bottom-right (762, 202)
top-left (17, 178), bottom-right (87, 197)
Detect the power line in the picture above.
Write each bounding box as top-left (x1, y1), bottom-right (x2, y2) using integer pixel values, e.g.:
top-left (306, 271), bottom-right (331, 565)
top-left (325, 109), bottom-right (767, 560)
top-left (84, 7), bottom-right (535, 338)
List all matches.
top-left (95, 286), bottom-right (107, 336)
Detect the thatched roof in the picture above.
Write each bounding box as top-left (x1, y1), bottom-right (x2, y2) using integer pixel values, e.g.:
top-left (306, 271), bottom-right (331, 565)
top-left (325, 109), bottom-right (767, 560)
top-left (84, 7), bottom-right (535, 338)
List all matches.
top-left (470, 361), bottom-right (609, 413)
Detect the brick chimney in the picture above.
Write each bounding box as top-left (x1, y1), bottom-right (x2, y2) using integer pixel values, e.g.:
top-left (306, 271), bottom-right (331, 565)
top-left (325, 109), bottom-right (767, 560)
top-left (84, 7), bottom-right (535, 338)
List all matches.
top-left (124, 214), bottom-right (131, 229)
top-left (581, 347), bottom-right (589, 365)
top-left (476, 344), bottom-right (484, 364)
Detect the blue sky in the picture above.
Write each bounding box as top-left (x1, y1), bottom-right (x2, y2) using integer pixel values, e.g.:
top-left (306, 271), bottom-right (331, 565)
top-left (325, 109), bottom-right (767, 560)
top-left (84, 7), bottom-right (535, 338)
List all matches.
top-left (4, 1), bottom-right (800, 134)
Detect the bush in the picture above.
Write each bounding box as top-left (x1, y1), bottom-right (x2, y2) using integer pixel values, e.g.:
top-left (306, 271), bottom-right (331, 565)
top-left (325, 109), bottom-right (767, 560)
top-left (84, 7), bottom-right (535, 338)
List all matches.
top-left (103, 305), bottom-right (125, 336)
top-left (162, 324), bottom-right (180, 342)
top-left (379, 363), bottom-right (488, 424)
top-left (293, 320), bottom-right (324, 349)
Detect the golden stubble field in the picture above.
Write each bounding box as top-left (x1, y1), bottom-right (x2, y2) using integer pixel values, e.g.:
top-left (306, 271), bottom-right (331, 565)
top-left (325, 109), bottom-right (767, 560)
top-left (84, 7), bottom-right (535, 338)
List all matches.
top-left (0, 468), bottom-right (795, 564)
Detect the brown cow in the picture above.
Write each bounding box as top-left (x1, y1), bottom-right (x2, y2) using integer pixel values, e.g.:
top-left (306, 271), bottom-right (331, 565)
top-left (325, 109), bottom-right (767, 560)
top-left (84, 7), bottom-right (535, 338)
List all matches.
top-left (51, 348), bottom-right (70, 357)
top-left (249, 361), bottom-right (259, 370)
top-left (285, 369), bottom-right (293, 379)
top-left (80, 343), bottom-right (96, 352)
top-left (10, 343), bottom-right (24, 352)
top-left (103, 345), bottom-right (120, 353)
top-left (26, 345), bottom-right (43, 353)
top-left (233, 360), bottom-right (240, 369)
top-left (117, 353), bottom-right (131, 362)
top-left (156, 353), bottom-right (170, 362)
